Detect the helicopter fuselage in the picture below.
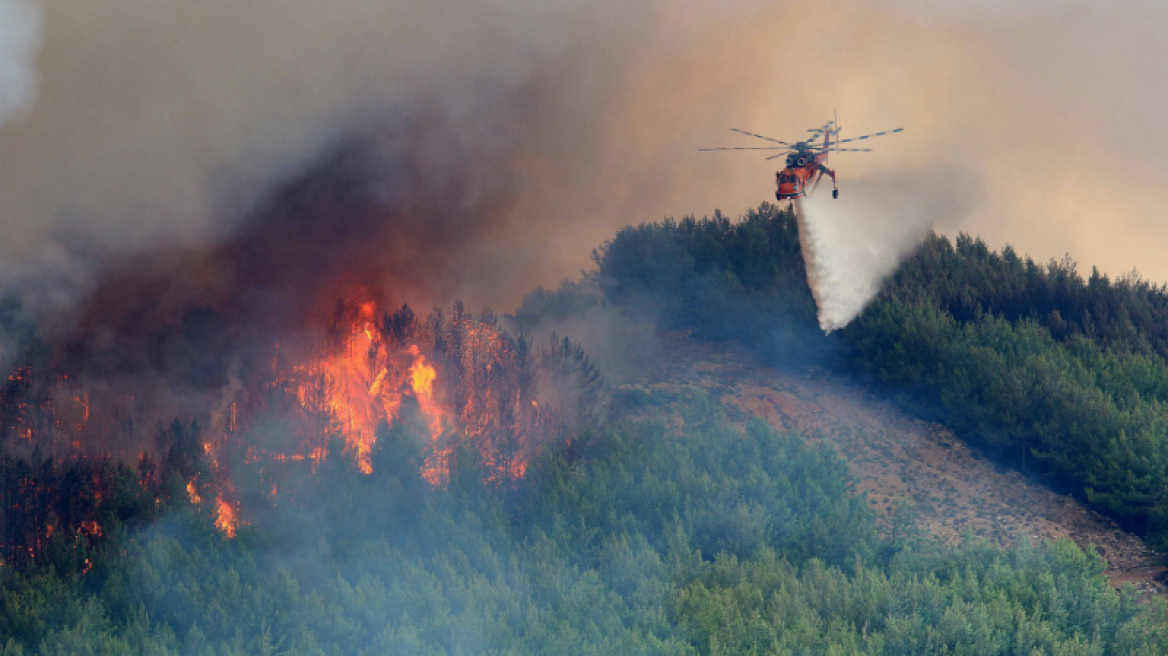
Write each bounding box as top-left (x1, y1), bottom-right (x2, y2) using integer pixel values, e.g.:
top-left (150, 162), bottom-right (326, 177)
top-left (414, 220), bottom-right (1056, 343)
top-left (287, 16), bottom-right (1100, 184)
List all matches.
top-left (775, 146), bottom-right (831, 201)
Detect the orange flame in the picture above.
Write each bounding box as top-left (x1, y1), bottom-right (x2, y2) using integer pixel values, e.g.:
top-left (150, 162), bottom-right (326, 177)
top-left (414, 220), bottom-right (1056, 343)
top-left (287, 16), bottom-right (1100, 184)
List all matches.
top-left (408, 345), bottom-right (449, 485)
top-left (2, 297), bottom-right (564, 545)
top-left (284, 303), bottom-right (455, 479)
top-left (214, 497), bottom-right (238, 538)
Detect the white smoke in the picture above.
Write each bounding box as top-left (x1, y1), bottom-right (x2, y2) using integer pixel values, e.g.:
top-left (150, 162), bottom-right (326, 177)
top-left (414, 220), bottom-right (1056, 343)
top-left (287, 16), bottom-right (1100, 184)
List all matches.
top-left (796, 169), bottom-right (978, 332)
top-left (0, 0), bottom-right (40, 126)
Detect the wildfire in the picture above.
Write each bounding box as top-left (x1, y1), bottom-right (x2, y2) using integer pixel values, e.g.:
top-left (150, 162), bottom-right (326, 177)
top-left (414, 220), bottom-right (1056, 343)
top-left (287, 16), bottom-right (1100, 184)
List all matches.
top-left (254, 299), bottom-right (560, 490)
top-left (79, 520), bottom-right (103, 539)
top-left (214, 498), bottom-right (239, 538)
top-left (287, 302), bottom-right (448, 476)
top-left (0, 297), bottom-right (596, 552)
top-left (408, 346), bottom-right (436, 398)
top-left (405, 345), bottom-right (446, 484)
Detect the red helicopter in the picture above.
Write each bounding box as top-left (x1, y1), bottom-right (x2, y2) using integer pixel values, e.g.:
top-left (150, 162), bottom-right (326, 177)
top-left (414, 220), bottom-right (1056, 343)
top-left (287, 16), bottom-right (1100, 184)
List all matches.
top-left (701, 118), bottom-right (903, 201)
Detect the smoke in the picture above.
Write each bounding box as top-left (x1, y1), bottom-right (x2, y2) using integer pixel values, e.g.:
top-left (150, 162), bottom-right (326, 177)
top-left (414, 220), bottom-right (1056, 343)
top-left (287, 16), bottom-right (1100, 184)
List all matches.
top-left (0, 0), bottom-right (40, 127)
top-left (0, 133), bottom-right (505, 453)
top-left (796, 169), bottom-right (978, 332)
top-left (0, 0), bottom-right (1165, 367)
top-left (0, 0), bottom-right (657, 302)
top-left (2, 0), bottom-right (1167, 319)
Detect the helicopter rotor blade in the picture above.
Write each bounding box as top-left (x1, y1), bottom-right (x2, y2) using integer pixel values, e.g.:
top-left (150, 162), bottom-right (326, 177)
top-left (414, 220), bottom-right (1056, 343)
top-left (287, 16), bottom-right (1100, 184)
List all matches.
top-left (699, 146), bottom-right (792, 151)
top-left (837, 128), bottom-right (904, 144)
top-left (729, 128), bottom-right (794, 146)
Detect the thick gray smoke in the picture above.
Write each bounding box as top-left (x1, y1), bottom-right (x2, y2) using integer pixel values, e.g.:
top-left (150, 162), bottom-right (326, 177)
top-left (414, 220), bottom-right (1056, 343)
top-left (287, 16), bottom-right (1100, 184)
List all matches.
top-left (797, 169), bottom-right (978, 332)
top-left (2, 0), bottom-right (1167, 336)
top-left (0, 0), bottom-right (667, 304)
top-left (0, 0), bottom-right (39, 126)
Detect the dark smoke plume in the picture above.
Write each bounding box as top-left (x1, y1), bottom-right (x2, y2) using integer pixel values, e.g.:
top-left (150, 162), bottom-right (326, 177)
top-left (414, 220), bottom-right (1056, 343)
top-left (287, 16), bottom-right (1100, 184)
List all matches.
top-left (0, 105), bottom-right (551, 454)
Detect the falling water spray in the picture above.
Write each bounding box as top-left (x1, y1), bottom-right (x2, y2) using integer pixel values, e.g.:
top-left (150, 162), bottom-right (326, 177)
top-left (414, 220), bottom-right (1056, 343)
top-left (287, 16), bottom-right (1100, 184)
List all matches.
top-left (794, 173), bottom-right (945, 332)
top-left (793, 198), bottom-right (835, 331)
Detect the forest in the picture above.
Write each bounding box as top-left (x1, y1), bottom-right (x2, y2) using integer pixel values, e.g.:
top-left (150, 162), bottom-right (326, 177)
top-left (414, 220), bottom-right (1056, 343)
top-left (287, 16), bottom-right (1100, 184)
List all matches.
top-left (2, 391), bottom-right (1166, 654)
top-left (2, 205), bottom-right (1168, 653)
top-left (560, 203), bottom-right (1168, 548)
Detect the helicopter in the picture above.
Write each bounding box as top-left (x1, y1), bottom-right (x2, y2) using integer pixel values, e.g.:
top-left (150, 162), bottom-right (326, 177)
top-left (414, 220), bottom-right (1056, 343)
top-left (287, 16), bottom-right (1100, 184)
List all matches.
top-left (701, 117), bottom-right (903, 201)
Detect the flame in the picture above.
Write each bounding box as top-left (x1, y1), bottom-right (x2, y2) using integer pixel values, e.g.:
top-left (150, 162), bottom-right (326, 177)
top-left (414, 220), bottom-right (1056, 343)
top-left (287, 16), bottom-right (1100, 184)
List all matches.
top-left (284, 303), bottom-right (453, 479)
top-left (305, 302), bottom-right (398, 475)
top-left (1, 297), bottom-right (572, 547)
top-left (409, 347), bottom-right (436, 398)
top-left (214, 497), bottom-right (238, 538)
top-left (188, 465), bottom-right (241, 537)
top-left (409, 345), bottom-right (450, 485)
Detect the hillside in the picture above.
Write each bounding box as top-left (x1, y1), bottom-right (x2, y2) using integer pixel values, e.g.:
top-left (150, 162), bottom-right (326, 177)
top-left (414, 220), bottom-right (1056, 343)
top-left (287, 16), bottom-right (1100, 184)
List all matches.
top-left (3, 343), bottom-right (1167, 653)
top-left (534, 203), bottom-right (1168, 554)
top-left (4, 205), bottom-right (1168, 652)
top-left (604, 327), bottom-right (1167, 595)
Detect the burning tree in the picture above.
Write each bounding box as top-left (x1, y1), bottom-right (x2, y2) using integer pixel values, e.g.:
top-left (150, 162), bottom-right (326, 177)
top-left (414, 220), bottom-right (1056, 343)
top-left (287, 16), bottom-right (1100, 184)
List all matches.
top-left (0, 298), bottom-right (602, 565)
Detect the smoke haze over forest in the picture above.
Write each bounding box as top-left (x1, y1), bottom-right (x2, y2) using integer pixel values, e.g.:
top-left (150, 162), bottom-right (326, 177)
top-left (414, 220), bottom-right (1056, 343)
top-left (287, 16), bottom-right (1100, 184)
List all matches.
top-left (2, 0), bottom-right (1168, 321)
top-left (8, 3), bottom-right (1168, 651)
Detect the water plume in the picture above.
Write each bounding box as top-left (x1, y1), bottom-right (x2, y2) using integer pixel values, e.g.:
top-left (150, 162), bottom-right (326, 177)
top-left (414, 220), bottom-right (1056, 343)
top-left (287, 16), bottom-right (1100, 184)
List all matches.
top-left (795, 170), bottom-right (974, 332)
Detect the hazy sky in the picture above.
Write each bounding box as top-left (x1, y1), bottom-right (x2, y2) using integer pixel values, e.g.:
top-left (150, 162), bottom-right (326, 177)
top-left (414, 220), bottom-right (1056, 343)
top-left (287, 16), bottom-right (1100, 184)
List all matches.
top-left (2, 0), bottom-right (1167, 311)
top-left (572, 0), bottom-right (1168, 287)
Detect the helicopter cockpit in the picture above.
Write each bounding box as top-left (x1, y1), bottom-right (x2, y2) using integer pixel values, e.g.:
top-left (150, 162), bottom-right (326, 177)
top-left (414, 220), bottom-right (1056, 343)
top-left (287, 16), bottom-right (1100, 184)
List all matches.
top-left (775, 170), bottom-right (802, 200)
